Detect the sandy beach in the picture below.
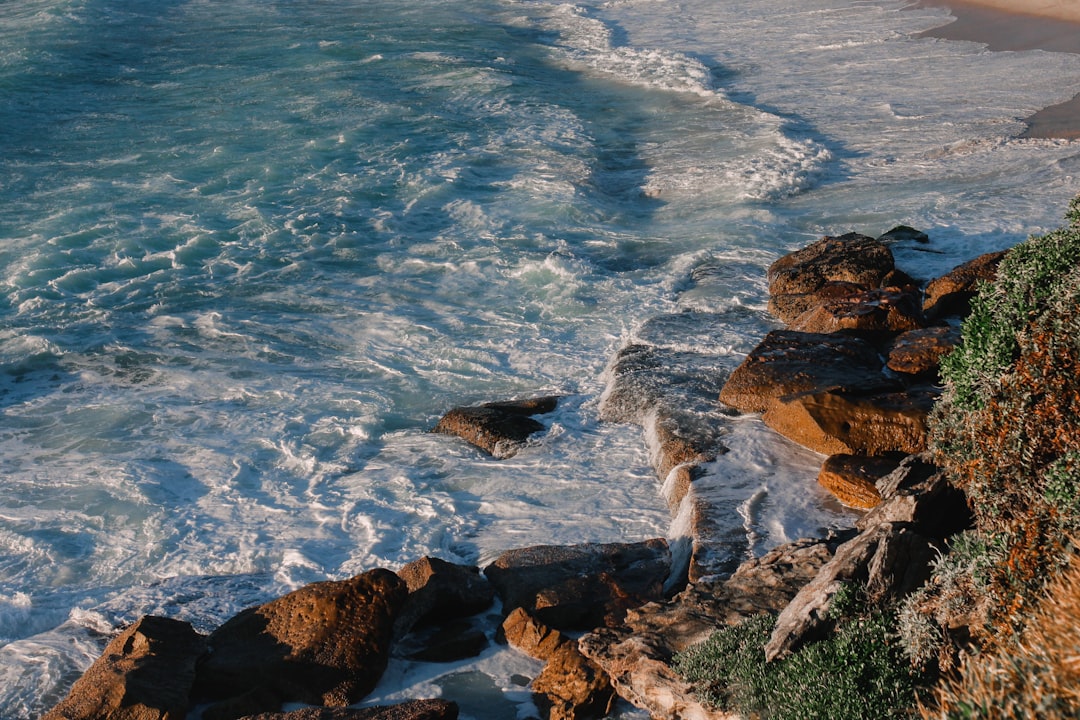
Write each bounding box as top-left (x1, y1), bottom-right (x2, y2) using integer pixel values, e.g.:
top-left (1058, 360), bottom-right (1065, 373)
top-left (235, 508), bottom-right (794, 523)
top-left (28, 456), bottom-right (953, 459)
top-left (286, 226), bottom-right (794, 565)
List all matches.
top-left (918, 0), bottom-right (1080, 139)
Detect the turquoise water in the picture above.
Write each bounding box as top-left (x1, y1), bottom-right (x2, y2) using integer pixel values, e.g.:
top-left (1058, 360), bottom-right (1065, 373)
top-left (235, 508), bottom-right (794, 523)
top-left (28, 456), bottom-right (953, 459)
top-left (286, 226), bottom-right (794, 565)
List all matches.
top-left (2, 0), bottom-right (1080, 715)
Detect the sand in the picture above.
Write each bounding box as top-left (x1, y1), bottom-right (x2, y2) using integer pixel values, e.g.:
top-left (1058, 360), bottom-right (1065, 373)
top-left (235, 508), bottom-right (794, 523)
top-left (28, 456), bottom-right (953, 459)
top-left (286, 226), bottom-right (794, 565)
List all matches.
top-left (916, 0), bottom-right (1080, 139)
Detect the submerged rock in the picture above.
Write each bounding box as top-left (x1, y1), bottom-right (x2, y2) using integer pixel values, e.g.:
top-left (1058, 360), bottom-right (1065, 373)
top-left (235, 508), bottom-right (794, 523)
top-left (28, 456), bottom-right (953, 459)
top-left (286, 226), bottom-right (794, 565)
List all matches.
top-left (43, 615), bottom-right (206, 720)
top-left (432, 396), bottom-right (559, 458)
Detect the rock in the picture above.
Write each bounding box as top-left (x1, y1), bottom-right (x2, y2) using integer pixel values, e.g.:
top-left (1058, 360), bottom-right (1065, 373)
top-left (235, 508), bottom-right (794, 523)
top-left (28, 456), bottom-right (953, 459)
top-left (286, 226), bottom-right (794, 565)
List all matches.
top-left (857, 454), bottom-right (971, 539)
top-left (235, 699), bottom-right (459, 720)
top-left (767, 280), bottom-right (870, 325)
top-left (431, 396), bottom-right (559, 458)
top-left (532, 643), bottom-right (618, 720)
top-left (763, 522), bottom-right (938, 661)
top-left (816, 454), bottom-right (904, 509)
top-left (768, 232), bottom-right (895, 297)
top-left (922, 250), bottom-right (1007, 320)
top-left (394, 557), bottom-right (494, 638)
top-left (718, 330), bottom-right (893, 414)
top-left (578, 533), bottom-right (850, 720)
top-left (761, 387), bottom-right (937, 456)
top-left (886, 326), bottom-right (961, 377)
top-left (501, 607), bottom-right (569, 662)
top-left (194, 568), bottom-right (407, 718)
top-left (404, 620), bottom-right (489, 663)
top-left (788, 286), bottom-right (926, 334)
top-left (484, 540), bottom-right (670, 630)
top-left (877, 225), bottom-right (930, 245)
top-left (43, 615), bottom-right (206, 720)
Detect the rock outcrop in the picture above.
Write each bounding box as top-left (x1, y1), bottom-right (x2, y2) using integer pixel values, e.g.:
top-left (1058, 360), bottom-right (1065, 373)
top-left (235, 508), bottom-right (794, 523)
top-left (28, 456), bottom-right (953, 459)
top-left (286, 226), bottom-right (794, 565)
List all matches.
top-left (394, 557), bottom-right (494, 638)
top-left (194, 568), bottom-right (407, 719)
top-left (432, 396), bottom-right (559, 458)
top-left (43, 615), bottom-right (206, 720)
top-left (922, 249), bottom-right (1007, 320)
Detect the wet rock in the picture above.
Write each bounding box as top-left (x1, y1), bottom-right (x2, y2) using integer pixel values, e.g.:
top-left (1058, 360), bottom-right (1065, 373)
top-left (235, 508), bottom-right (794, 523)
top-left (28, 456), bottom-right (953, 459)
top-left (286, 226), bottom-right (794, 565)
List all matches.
top-left (432, 396), bottom-right (559, 458)
top-left (501, 607), bottom-right (569, 662)
top-left (578, 533), bottom-right (850, 720)
top-left (484, 540), bottom-right (670, 630)
top-left (235, 699), bottom-right (459, 720)
top-left (194, 568), bottom-right (407, 718)
top-left (768, 232), bottom-right (895, 298)
top-left (923, 250), bottom-right (1007, 320)
top-left (886, 326), bottom-right (961, 378)
top-left (761, 387), bottom-right (937, 456)
top-left (718, 330), bottom-right (893, 414)
top-left (788, 286), bottom-right (926, 335)
top-left (404, 620), bottom-right (489, 663)
top-left (43, 615), bottom-right (206, 720)
top-left (877, 225), bottom-right (930, 246)
top-left (394, 557), bottom-right (494, 638)
top-left (532, 642), bottom-right (618, 720)
top-left (816, 453), bottom-right (904, 509)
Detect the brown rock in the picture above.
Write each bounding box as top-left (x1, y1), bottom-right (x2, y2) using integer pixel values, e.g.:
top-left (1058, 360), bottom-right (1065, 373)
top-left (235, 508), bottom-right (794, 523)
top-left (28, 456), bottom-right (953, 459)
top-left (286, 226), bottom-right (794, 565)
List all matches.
top-left (43, 615), bottom-right (206, 720)
top-left (761, 387), bottom-right (937, 456)
top-left (501, 607), bottom-right (569, 662)
top-left (768, 232), bottom-right (894, 297)
top-left (194, 568), bottom-right (407, 718)
top-left (235, 699), bottom-right (459, 720)
top-left (817, 454), bottom-right (904, 509)
top-left (484, 540), bottom-right (670, 630)
top-left (857, 454), bottom-right (971, 539)
top-left (431, 397), bottom-right (559, 458)
top-left (886, 325), bottom-right (961, 377)
top-left (718, 330), bottom-right (893, 414)
top-left (922, 250), bottom-right (1007, 320)
top-left (767, 281), bottom-right (869, 325)
top-left (394, 557), bottom-right (494, 638)
top-left (532, 642), bottom-right (617, 720)
top-left (788, 286), bottom-right (926, 334)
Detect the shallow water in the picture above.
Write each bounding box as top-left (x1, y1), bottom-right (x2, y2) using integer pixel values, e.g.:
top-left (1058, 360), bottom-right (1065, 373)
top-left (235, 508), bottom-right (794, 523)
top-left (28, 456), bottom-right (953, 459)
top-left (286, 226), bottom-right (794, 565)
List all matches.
top-left (2, 0), bottom-right (1080, 715)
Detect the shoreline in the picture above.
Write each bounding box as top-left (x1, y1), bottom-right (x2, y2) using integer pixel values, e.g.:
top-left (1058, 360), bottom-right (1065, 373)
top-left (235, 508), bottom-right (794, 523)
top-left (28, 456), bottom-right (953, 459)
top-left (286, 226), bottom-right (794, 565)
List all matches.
top-left (916, 0), bottom-right (1080, 139)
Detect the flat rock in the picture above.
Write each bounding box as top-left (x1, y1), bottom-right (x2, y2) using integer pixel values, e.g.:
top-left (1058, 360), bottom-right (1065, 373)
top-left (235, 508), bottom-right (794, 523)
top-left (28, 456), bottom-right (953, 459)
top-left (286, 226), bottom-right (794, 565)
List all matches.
top-left (768, 232), bottom-right (894, 297)
top-left (718, 330), bottom-right (892, 414)
top-left (394, 557), bottom-right (494, 638)
top-left (484, 540), bottom-right (670, 630)
top-left (816, 454), bottom-right (904, 509)
top-left (788, 286), bottom-right (925, 334)
top-left (886, 325), bottom-right (961, 377)
top-left (235, 700), bottom-right (459, 720)
top-left (432, 397), bottom-right (559, 458)
top-left (43, 615), bottom-right (206, 720)
top-left (194, 568), bottom-right (407, 718)
top-left (922, 249), bottom-right (1007, 320)
top-left (762, 387), bottom-right (937, 456)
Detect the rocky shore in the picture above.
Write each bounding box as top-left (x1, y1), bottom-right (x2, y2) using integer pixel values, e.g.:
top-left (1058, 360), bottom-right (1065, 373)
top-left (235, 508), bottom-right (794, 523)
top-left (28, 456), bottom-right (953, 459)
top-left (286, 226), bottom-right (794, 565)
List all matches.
top-left (43, 230), bottom-right (1000, 720)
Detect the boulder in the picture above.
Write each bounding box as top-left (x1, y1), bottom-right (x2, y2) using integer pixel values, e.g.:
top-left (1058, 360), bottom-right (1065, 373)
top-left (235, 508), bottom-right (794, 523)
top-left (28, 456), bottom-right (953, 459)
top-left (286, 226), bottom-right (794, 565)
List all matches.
top-left (194, 568), bottom-right (407, 718)
top-left (532, 643), bottom-right (617, 720)
top-left (718, 331), bottom-right (893, 414)
top-left (43, 615), bottom-right (206, 720)
top-left (788, 286), bottom-right (926, 334)
top-left (767, 280), bottom-right (869, 325)
top-left (234, 699), bottom-right (459, 720)
top-left (431, 397), bottom-right (559, 458)
top-left (922, 250), bottom-right (1007, 320)
top-left (403, 620), bottom-right (489, 663)
top-left (484, 540), bottom-right (670, 630)
top-left (857, 454), bottom-right (971, 539)
top-left (501, 607), bottom-right (569, 662)
top-left (394, 557), bottom-right (494, 638)
top-left (768, 232), bottom-right (894, 297)
top-left (816, 454), bottom-right (904, 509)
top-left (761, 387), bottom-right (937, 456)
top-left (886, 326), bottom-right (961, 377)
top-left (877, 225), bottom-right (930, 246)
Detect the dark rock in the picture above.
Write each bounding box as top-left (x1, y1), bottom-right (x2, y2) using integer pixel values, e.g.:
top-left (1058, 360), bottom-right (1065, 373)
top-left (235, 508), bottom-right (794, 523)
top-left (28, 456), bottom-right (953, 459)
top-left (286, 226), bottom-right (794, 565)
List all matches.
top-left (394, 557), bottom-right (494, 638)
top-left (432, 397), bottom-right (559, 458)
top-left (532, 643), bottom-right (617, 720)
top-left (923, 250), bottom-right (1007, 320)
top-left (43, 615), bottom-right (206, 720)
top-left (718, 330), bottom-right (893, 414)
top-left (767, 280), bottom-right (870, 325)
top-left (235, 699), bottom-right (459, 720)
top-left (578, 533), bottom-right (851, 720)
top-left (194, 568), bottom-right (407, 718)
top-left (817, 454), bottom-right (904, 509)
top-left (788, 286), bottom-right (926, 335)
top-left (761, 387), bottom-right (937, 456)
top-left (768, 232), bottom-right (895, 297)
top-left (404, 621), bottom-right (489, 663)
top-left (886, 325), bottom-right (961, 377)
top-left (484, 540), bottom-right (670, 630)
top-left (877, 225), bottom-right (930, 245)
top-left (857, 454), bottom-right (971, 539)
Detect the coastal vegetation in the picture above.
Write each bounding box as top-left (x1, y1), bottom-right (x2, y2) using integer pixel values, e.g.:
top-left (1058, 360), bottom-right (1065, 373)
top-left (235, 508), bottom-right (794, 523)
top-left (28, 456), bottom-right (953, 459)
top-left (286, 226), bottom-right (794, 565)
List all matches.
top-left (673, 196), bottom-right (1080, 719)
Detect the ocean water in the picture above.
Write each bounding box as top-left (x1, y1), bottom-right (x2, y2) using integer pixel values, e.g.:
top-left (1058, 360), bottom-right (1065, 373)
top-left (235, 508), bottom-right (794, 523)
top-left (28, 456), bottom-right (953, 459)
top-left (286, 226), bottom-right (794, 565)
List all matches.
top-left (2, 0), bottom-right (1080, 716)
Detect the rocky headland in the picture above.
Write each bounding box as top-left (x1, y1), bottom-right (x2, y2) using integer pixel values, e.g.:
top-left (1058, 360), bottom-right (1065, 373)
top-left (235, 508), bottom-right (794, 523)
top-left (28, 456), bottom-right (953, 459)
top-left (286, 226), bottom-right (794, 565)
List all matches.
top-left (42, 230), bottom-right (1009, 720)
